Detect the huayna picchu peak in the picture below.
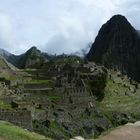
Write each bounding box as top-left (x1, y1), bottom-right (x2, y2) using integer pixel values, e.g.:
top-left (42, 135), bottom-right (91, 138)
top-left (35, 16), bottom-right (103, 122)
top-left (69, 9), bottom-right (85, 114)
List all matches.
top-left (87, 14), bottom-right (140, 81)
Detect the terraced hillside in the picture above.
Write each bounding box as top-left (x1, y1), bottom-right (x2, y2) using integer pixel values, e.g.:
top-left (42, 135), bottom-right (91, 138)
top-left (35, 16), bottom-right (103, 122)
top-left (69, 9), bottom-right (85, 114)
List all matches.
top-left (0, 56), bottom-right (21, 81)
top-left (98, 71), bottom-right (140, 127)
top-left (0, 54), bottom-right (140, 139)
top-left (18, 63), bottom-right (140, 139)
top-left (15, 63), bottom-right (112, 139)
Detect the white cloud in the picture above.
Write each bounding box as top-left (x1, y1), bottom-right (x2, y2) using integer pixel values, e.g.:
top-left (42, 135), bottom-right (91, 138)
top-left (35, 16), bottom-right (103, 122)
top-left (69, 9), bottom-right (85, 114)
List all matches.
top-left (0, 13), bottom-right (18, 52)
top-left (0, 0), bottom-right (139, 54)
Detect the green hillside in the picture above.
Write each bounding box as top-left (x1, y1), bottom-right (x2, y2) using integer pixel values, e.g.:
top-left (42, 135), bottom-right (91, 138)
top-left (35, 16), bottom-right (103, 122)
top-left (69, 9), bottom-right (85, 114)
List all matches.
top-left (0, 121), bottom-right (50, 140)
top-left (98, 72), bottom-right (140, 127)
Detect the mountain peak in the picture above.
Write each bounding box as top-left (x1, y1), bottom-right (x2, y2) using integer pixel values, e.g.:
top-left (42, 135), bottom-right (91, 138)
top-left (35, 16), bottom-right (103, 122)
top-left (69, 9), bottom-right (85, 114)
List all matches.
top-left (27, 46), bottom-right (39, 53)
top-left (99, 15), bottom-right (134, 35)
top-left (87, 15), bottom-right (140, 81)
top-left (110, 14), bottom-right (127, 21)
top-left (107, 14), bottom-right (132, 27)
top-left (30, 46), bottom-right (37, 50)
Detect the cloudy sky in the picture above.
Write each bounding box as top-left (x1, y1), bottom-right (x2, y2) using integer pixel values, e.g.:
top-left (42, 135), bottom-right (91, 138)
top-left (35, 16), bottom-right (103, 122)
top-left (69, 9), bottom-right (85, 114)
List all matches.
top-left (0, 0), bottom-right (139, 54)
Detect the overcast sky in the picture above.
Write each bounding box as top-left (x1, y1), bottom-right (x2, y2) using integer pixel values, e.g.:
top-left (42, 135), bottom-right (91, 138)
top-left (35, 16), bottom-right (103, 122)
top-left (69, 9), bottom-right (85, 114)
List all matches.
top-left (0, 0), bottom-right (139, 54)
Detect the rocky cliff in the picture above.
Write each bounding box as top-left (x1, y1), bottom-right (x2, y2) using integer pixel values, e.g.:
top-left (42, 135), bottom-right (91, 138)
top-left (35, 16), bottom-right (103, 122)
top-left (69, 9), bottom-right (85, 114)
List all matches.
top-left (87, 15), bottom-right (140, 81)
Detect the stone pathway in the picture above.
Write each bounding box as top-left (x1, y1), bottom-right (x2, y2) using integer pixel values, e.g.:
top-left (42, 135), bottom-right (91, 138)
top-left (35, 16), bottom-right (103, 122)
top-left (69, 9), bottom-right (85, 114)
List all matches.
top-left (97, 121), bottom-right (140, 140)
top-left (0, 137), bottom-right (5, 140)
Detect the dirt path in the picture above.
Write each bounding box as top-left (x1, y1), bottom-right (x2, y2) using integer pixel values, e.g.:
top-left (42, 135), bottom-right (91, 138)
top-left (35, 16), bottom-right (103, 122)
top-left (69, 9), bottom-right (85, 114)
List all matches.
top-left (0, 138), bottom-right (5, 140)
top-left (97, 122), bottom-right (140, 140)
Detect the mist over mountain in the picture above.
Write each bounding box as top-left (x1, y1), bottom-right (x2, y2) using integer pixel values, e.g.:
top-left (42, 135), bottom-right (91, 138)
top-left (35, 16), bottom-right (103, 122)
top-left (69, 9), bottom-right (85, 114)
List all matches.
top-left (0, 46), bottom-right (85, 68)
top-left (0, 48), bottom-right (11, 58)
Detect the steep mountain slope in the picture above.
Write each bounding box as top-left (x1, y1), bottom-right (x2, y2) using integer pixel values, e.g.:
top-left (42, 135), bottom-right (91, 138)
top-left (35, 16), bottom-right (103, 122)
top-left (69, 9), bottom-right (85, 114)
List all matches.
top-left (0, 46), bottom-right (53, 69)
top-left (0, 55), bottom-right (21, 84)
top-left (13, 47), bottom-right (47, 69)
top-left (0, 55), bottom-right (18, 72)
top-left (4, 47), bottom-right (51, 69)
top-left (87, 15), bottom-right (140, 81)
top-left (0, 48), bottom-right (11, 58)
top-left (137, 30), bottom-right (140, 36)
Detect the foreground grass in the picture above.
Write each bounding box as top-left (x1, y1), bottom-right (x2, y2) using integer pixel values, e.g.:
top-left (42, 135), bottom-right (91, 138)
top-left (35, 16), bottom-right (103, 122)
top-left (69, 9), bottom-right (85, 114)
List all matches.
top-left (0, 121), bottom-right (50, 140)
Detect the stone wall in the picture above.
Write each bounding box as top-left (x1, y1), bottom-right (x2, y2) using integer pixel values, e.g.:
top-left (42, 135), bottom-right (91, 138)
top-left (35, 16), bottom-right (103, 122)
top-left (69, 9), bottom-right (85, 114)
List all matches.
top-left (0, 109), bottom-right (32, 130)
top-left (32, 109), bottom-right (48, 121)
top-left (0, 77), bottom-right (11, 86)
top-left (64, 87), bottom-right (89, 97)
top-left (24, 83), bottom-right (51, 89)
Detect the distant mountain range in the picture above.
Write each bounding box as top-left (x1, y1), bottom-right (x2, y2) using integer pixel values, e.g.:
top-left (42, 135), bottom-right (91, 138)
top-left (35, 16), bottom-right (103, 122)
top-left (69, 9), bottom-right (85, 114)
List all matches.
top-left (87, 14), bottom-right (140, 81)
top-left (0, 46), bottom-right (83, 69)
top-left (0, 48), bottom-right (11, 58)
top-left (0, 47), bottom-right (52, 69)
top-left (1, 14), bottom-right (140, 81)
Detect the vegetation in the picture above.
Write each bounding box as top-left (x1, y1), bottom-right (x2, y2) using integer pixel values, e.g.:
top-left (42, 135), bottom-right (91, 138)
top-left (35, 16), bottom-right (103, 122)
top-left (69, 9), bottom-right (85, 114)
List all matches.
top-left (26, 79), bottom-right (53, 84)
top-left (50, 54), bottom-right (84, 65)
top-left (0, 121), bottom-right (50, 140)
top-left (88, 72), bottom-right (107, 101)
top-left (0, 46), bottom-right (140, 139)
top-left (0, 101), bottom-right (11, 109)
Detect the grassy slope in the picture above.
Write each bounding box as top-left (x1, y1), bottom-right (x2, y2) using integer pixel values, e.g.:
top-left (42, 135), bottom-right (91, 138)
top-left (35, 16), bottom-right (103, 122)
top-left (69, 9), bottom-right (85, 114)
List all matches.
top-left (0, 56), bottom-right (22, 81)
top-left (99, 73), bottom-right (140, 113)
top-left (0, 121), bottom-right (51, 140)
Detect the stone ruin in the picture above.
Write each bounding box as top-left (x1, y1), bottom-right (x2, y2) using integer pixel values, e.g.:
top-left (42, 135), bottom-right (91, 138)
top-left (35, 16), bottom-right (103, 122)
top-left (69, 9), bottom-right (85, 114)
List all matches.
top-left (0, 109), bottom-right (32, 130)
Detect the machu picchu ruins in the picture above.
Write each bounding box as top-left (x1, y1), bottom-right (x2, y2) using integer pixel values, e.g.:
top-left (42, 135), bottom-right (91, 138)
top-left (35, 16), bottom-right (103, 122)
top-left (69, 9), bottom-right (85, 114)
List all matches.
top-left (0, 51), bottom-right (140, 140)
top-left (0, 4), bottom-right (139, 139)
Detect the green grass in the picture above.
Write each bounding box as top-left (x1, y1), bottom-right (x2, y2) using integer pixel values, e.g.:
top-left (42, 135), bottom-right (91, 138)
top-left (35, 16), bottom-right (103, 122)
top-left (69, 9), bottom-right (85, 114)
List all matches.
top-left (0, 72), bottom-right (18, 81)
top-left (0, 101), bottom-right (11, 109)
top-left (0, 121), bottom-right (51, 140)
top-left (49, 121), bottom-right (68, 138)
top-left (26, 79), bottom-right (52, 84)
top-left (47, 96), bottom-right (62, 100)
top-left (99, 74), bottom-right (140, 113)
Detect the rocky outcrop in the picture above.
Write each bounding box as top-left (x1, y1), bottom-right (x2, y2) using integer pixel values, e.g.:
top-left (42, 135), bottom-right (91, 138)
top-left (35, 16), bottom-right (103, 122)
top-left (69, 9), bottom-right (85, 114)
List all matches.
top-left (97, 121), bottom-right (140, 140)
top-left (87, 15), bottom-right (140, 81)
